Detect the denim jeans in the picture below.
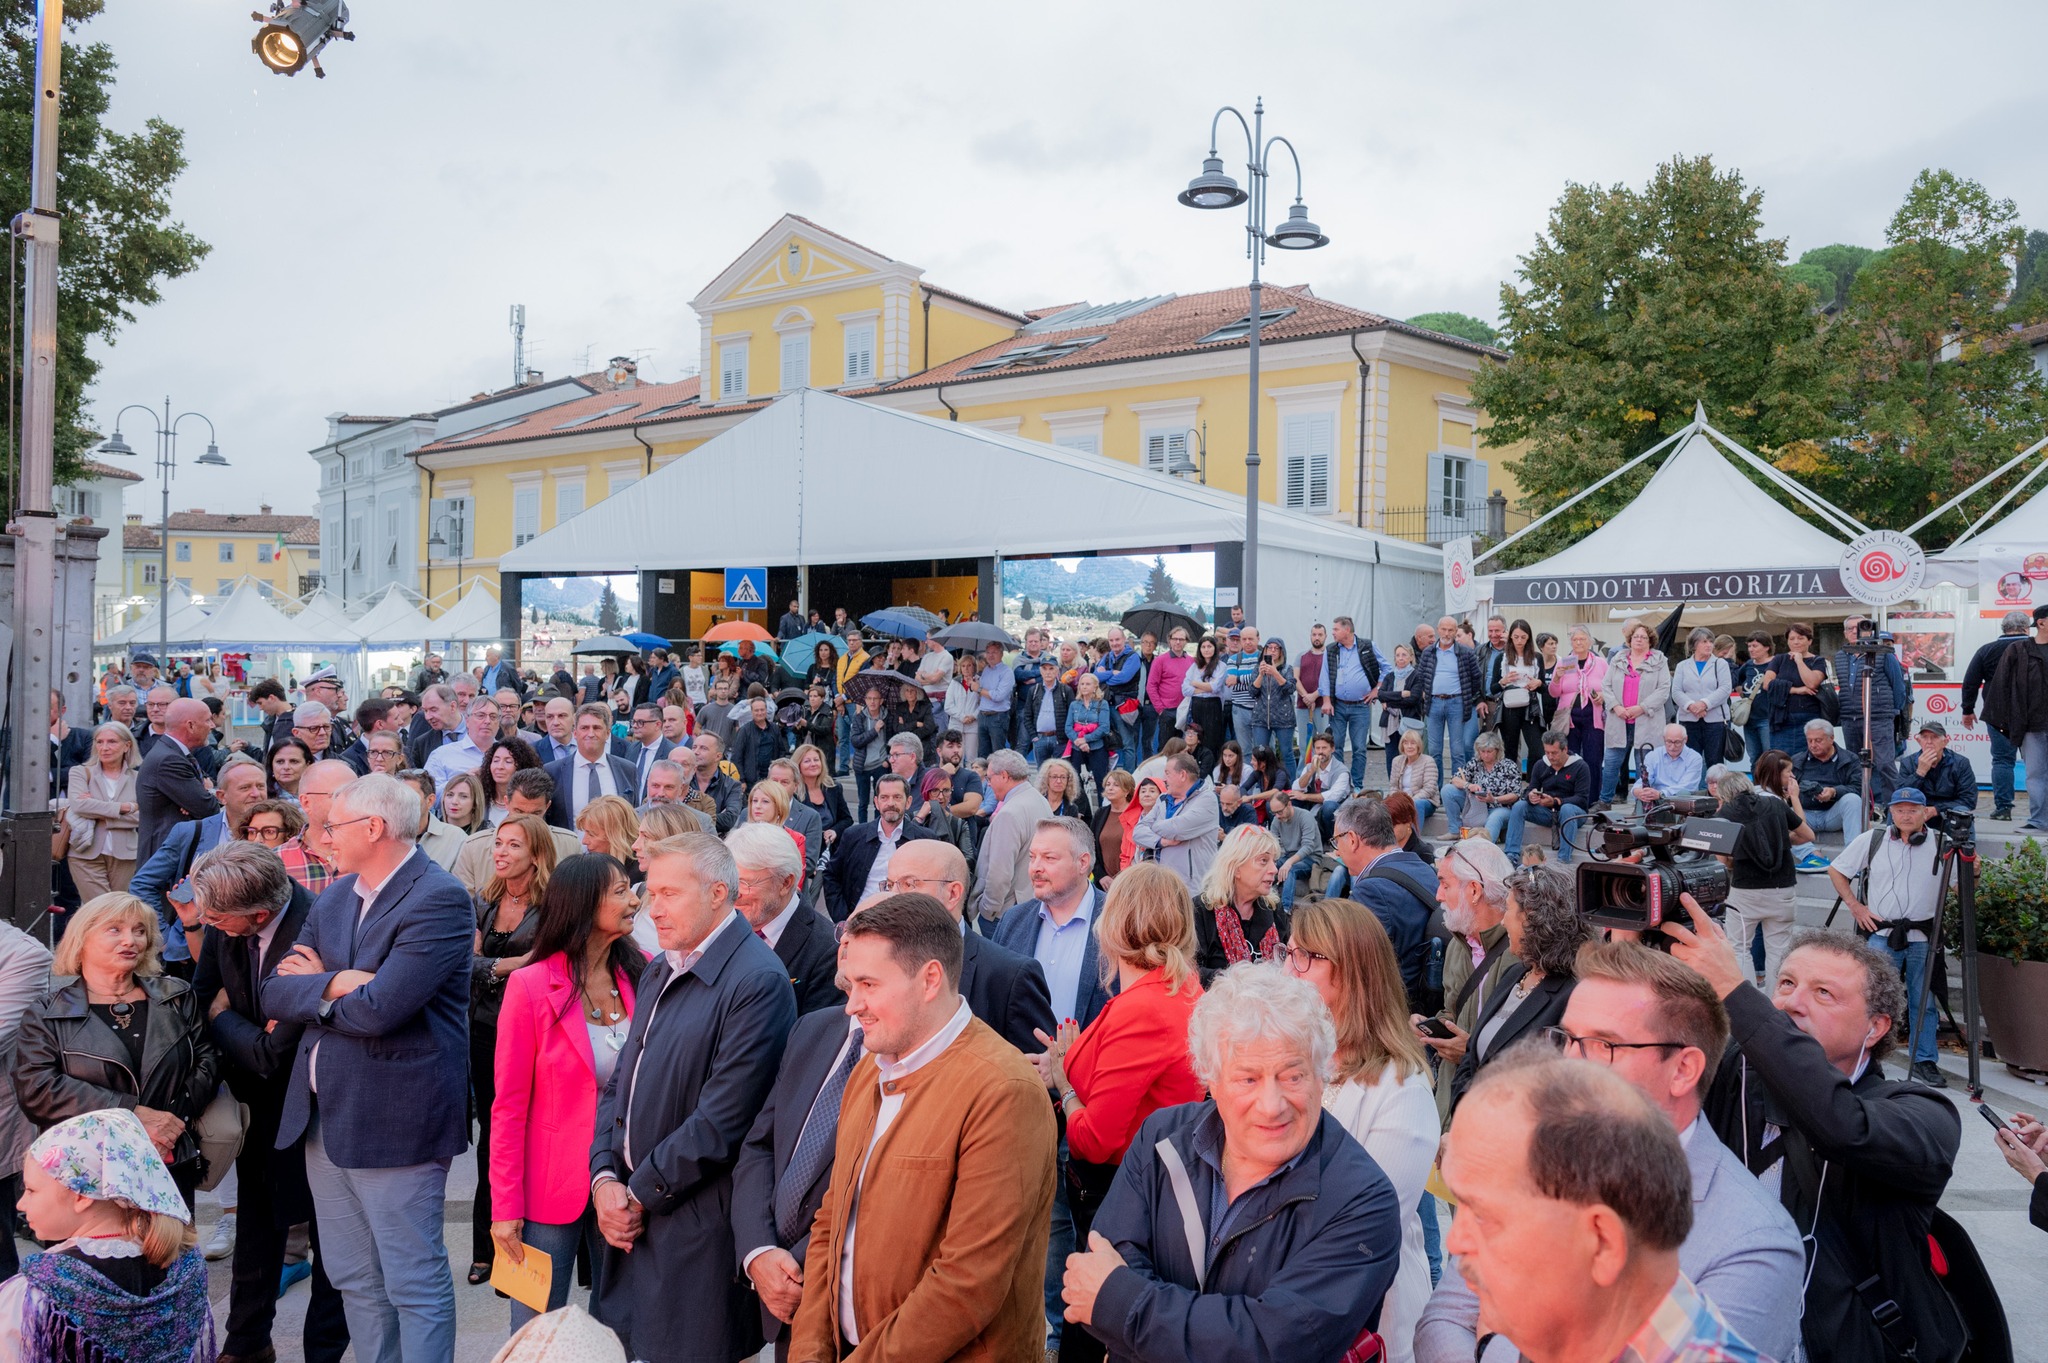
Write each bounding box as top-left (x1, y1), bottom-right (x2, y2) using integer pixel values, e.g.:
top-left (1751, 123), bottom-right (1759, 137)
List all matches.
top-left (1871, 934), bottom-right (1940, 1064)
top-left (1113, 709), bottom-right (1141, 771)
top-left (509, 1208), bottom-right (600, 1331)
top-left (1804, 798), bottom-right (1865, 842)
top-left (1988, 725), bottom-right (2016, 813)
top-left (1505, 799), bottom-right (1585, 864)
top-left (1442, 786), bottom-right (1510, 844)
top-left (854, 766), bottom-right (882, 823)
top-left (1424, 696), bottom-right (1466, 784)
top-left (1028, 734), bottom-right (1063, 765)
top-left (1419, 1192), bottom-right (1443, 1286)
top-left (1280, 856), bottom-right (1316, 910)
top-left (1600, 744), bottom-right (1631, 804)
top-left (1743, 716), bottom-right (1773, 768)
top-left (1329, 699), bottom-right (1375, 790)
top-left (979, 712), bottom-right (1009, 759)
top-left (2022, 730), bottom-right (2048, 831)
top-left (1043, 1146), bottom-right (1073, 1345)
top-left (304, 1116), bottom-right (455, 1363)
top-left (1250, 724), bottom-right (1296, 782)
top-left (1231, 706), bottom-right (1258, 755)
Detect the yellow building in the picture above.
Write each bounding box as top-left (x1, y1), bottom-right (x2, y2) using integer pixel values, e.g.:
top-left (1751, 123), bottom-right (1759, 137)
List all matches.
top-left (412, 214), bottom-right (1519, 582)
top-left (121, 508), bottom-right (321, 609)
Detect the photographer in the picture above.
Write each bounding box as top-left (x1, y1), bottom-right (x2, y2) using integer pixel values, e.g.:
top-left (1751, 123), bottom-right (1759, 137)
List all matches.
top-left (1834, 615), bottom-right (1911, 812)
top-left (1714, 769), bottom-right (1805, 988)
top-left (1667, 910), bottom-right (1964, 1363)
top-left (1825, 788), bottom-right (1949, 1089)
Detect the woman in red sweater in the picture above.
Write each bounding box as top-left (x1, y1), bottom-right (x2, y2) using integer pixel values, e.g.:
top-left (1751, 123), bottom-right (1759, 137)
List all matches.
top-left (1032, 861), bottom-right (1207, 1363)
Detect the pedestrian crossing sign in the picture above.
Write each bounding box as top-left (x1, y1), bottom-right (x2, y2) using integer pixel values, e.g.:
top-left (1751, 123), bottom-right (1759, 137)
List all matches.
top-left (724, 567), bottom-right (767, 609)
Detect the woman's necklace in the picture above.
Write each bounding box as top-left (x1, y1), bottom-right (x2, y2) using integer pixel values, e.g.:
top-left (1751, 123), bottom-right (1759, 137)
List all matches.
top-left (582, 971), bottom-right (624, 1028)
top-left (87, 986), bottom-right (138, 1031)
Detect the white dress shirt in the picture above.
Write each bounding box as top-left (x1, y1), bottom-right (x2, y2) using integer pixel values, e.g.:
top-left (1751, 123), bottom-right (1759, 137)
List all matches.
top-left (759, 894), bottom-right (803, 950)
top-left (860, 822), bottom-right (905, 903)
top-left (573, 751), bottom-right (620, 817)
top-left (839, 997), bottom-right (973, 1345)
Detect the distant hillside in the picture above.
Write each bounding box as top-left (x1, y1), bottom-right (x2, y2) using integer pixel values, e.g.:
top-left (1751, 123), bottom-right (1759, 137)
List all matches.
top-left (522, 576), bottom-right (636, 627)
top-left (1003, 558), bottom-right (1153, 606)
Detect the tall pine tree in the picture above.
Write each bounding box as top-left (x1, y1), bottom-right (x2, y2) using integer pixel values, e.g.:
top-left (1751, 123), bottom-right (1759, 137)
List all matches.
top-left (1142, 556), bottom-right (1180, 606)
top-left (596, 581), bottom-right (623, 634)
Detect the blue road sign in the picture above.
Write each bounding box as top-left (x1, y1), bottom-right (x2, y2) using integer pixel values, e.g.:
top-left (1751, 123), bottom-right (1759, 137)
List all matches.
top-left (724, 567), bottom-right (768, 610)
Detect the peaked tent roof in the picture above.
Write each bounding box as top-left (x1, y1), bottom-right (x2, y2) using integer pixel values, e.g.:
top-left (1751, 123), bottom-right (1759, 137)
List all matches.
top-left (168, 582), bottom-right (331, 650)
top-left (352, 585), bottom-right (437, 646)
top-left (500, 389), bottom-right (1439, 577)
top-left (291, 589), bottom-right (358, 640)
top-left (97, 591), bottom-right (210, 651)
top-left (433, 580), bottom-right (504, 643)
top-left (1934, 443), bottom-right (2048, 564)
top-left (1492, 430), bottom-right (1851, 581)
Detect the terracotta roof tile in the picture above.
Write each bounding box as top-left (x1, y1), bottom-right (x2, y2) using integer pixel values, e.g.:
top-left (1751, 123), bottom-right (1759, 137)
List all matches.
top-left (415, 375), bottom-right (728, 456)
top-left (124, 524), bottom-right (158, 550)
top-left (2016, 320), bottom-right (2048, 346)
top-left (125, 512), bottom-right (319, 544)
top-left (81, 459), bottom-right (142, 483)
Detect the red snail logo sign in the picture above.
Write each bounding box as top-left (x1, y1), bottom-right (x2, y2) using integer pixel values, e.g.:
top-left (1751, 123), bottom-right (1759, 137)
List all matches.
top-left (1925, 693), bottom-right (1956, 715)
top-left (1450, 562), bottom-right (1467, 590)
top-left (1838, 531), bottom-right (1925, 608)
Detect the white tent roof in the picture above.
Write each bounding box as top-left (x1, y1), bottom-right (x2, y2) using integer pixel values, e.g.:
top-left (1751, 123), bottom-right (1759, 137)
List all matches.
top-left (290, 589), bottom-right (358, 639)
top-left (1495, 431), bottom-right (1849, 581)
top-left (167, 581), bottom-right (332, 650)
top-left (97, 589), bottom-right (206, 650)
top-left (500, 389), bottom-right (1440, 578)
top-left (432, 581), bottom-right (504, 643)
top-left (352, 585), bottom-right (436, 646)
top-left (1938, 488), bottom-right (2048, 562)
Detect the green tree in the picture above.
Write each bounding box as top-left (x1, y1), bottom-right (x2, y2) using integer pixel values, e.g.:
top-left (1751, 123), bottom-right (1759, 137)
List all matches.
top-left (1141, 555), bottom-right (1180, 606)
top-left (1018, 593), bottom-right (1033, 620)
top-left (1795, 243), bottom-right (1876, 311)
top-left (1782, 169), bottom-right (2048, 539)
top-left (596, 581), bottom-right (622, 633)
top-left (1405, 311), bottom-right (1499, 346)
top-left (1470, 155), bottom-right (1832, 563)
top-left (0, 1), bottom-right (210, 486)
top-left (1041, 601), bottom-right (1052, 624)
top-left (2013, 229), bottom-right (2048, 320)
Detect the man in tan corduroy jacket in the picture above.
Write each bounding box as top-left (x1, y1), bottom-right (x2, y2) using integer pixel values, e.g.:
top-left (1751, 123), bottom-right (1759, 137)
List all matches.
top-left (791, 893), bottom-right (1057, 1363)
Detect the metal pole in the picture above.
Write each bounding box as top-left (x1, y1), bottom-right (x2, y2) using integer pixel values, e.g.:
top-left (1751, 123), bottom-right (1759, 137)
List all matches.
top-left (1956, 847), bottom-right (1983, 1099)
top-left (1242, 99), bottom-right (1263, 624)
top-left (158, 406), bottom-right (170, 654)
top-left (5, 0), bottom-right (62, 928)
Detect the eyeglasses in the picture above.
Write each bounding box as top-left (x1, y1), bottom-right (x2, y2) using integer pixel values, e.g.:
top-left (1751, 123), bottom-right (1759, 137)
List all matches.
top-left (297, 723), bottom-right (332, 734)
top-left (879, 875), bottom-right (960, 894)
top-left (245, 824), bottom-right (289, 842)
top-left (323, 815), bottom-right (379, 835)
top-left (1273, 943), bottom-right (1330, 975)
top-left (1541, 1027), bottom-right (1687, 1065)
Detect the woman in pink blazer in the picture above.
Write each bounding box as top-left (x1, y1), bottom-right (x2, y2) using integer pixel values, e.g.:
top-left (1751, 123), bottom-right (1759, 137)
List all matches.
top-left (1547, 624), bottom-right (1609, 765)
top-left (489, 851), bottom-right (645, 1331)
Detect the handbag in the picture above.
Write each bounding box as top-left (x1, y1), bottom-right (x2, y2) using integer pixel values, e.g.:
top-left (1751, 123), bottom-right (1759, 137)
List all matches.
top-left (1723, 728), bottom-right (1746, 764)
top-left (194, 1086), bottom-right (249, 1192)
top-left (1499, 685), bottom-right (1530, 709)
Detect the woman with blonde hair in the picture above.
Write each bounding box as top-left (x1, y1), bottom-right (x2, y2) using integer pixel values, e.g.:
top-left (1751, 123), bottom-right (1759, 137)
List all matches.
top-left (1035, 757), bottom-right (1093, 823)
top-left (1284, 898), bottom-right (1438, 1359)
top-left (746, 778), bottom-right (806, 865)
top-left (1029, 863), bottom-right (1207, 1363)
top-left (440, 769), bottom-right (489, 835)
top-left (1386, 728), bottom-right (1438, 829)
top-left (0, 1109), bottom-right (214, 1363)
top-left (65, 722), bottom-right (142, 899)
top-left (13, 896), bottom-right (215, 1203)
top-left (574, 795), bottom-right (640, 868)
top-left (1191, 824), bottom-right (1288, 984)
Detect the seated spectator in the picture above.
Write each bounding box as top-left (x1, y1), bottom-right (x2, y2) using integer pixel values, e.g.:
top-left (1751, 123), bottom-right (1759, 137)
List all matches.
top-left (1793, 718), bottom-right (1864, 840)
top-left (1061, 963), bottom-right (1400, 1363)
top-left (1330, 797), bottom-right (1437, 1011)
top-left (1632, 724), bottom-right (1704, 810)
top-left (1438, 1056), bottom-right (1756, 1362)
top-left (1897, 718), bottom-right (1975, 825)
top-left (1440, 732), bottom-right (1524, 844)
top-left (1267, 790), bottom-right (1323, 911)
top-left (1504, 734), bottom-right (1592, 865)
top-left (1216, 781), bottom-right (1257, 835)
top-left (1192, 826), bottom-right (1289, 983)
top-left (1289, 732), bottom-right (1351, 842)
top-left (1447, 863), bottom-right (1588, 1112)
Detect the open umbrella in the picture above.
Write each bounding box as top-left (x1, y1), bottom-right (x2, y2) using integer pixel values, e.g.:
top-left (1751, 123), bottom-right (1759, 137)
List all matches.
top-left (1122, 600), bottom-right (1201, 642)
top-left (703, 619), bottom-right (775, 644)
top-left (783, 631), bottom-right (843, 664)
top-left (841, 668), bottom-right (917, 708)
top-left (862, 606), bottom-right (942, 639)
top-left (622, 631), bottom-right (671, 650)
top-left (934, 621), bottom-right (1019, 651)
top-left (572, 635), bottom-right (640, 656)
top-left (717, 639), bottom-right (781, 662)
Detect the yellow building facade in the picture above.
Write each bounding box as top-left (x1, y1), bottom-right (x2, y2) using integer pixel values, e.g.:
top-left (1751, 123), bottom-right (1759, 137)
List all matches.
top-left (121, 510), bottom-right (321, 606)
top-left (413, 215), bottom-right (1520, 578)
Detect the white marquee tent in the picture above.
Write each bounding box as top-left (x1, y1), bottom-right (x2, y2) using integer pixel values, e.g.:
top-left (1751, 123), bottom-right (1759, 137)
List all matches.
top-left (499, 389), bottom-right (1442, 648)
top-left (95, 589), bottom-right (209, 654)
top-left (432, 579), bottom-right (504, 644)
top-left (352, 585), bottom-right (437, 645)
top-left (164, 581), bottom-right (332, 651)
top-left (290, 589), bottom-right (359, 641)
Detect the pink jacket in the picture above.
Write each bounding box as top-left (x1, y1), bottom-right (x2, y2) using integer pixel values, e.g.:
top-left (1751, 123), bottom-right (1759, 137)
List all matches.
top-left (491, 952), bottom-right (638, 1224)
top-left (1548, 651), bottom-right (1608, 732)
top-left (1147, 651), bottom-right (1194, 713)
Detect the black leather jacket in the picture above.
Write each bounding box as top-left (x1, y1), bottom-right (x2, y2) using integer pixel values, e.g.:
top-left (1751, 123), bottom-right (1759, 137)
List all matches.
top-left (12, 973), bottom-right (218, 1169)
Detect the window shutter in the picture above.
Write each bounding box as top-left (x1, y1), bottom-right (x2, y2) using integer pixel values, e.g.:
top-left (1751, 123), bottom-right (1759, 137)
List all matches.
top-left (844, 325), bottom-right (875, 383)
top-left (720, 343), bottom-right (748, 399)
top-left (781, 334), bottom-right (810, 391)
top-left (556, 481), bottom-right (584, 522)
top-left (513, 487), bottom-right (541, 546)
top-left (1282, 412), bottom-right (1334, 510)
top-left (1144, 433), bottom-right (1169, 471)
top-left (1053, 434), bottom-right (1100, 456)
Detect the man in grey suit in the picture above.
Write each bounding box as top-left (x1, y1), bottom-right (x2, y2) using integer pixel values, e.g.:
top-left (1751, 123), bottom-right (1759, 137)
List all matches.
top-left (1416, 940), bottom-right (1804, 1363)
top-left (971, 748), bottom-right (1051, 922)
top-left (589, 832), bottom-right (796, 1363)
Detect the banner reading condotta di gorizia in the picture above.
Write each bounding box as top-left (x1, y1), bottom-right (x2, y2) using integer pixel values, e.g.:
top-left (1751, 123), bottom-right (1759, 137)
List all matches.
top-left (1976, 545), bottom-right (2048, 620)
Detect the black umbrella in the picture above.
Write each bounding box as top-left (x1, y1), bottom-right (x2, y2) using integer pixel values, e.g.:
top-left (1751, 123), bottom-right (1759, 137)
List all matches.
top-left (933, 621), bottom-right (1018, 651)
top-left (1652, 605), bottom-right (1685, 656)
top-left (841, 668), bottom-right (918, 708)
top-left (572, 634), bottom-right (641, 656)
top-left (1122, 600), bottom-right (1201, 642)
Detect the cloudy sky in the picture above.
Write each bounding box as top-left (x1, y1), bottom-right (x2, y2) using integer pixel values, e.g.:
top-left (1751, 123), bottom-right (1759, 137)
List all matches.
top-left (79, 1), bottom-right (2044, 522)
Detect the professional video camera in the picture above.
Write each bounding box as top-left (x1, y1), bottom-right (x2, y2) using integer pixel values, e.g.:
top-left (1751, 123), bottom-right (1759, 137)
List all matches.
top-left (1842, 618), bottom-right (1896, 654)
top-left (1575, 801), bottom-right (1736, 935)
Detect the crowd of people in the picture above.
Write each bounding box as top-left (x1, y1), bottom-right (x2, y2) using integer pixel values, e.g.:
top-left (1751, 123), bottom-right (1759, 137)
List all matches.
top-left (1, 600), bottom-right (2032, 1363)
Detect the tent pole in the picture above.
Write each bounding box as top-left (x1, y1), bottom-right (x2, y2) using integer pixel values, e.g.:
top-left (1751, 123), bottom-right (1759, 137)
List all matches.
top-left (1947, 454), bottom-right (2048, 548)
top-left (1471, 424), bottom-right (1693, 568)
top-left (1699, 422), bottom-right (1869, 539)
top-left (1904, 434), bottom-right (2048, 538)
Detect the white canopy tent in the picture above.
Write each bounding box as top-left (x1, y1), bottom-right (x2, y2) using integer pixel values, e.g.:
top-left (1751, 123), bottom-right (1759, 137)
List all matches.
top-left (499, 389), bottom-right (1442, 648)
top-left (163, 581), bottom-right (333, 651)
top-left (94, 590), bottom-right (209, 655)
top-left (432, 579), bottom-right (505, 644)
top-left (1482, 409), bottom-right (1862, 628)
top-left (290, 589), bottom-right (358, 640)
top-left (352, 585), bottom-right (437, 646)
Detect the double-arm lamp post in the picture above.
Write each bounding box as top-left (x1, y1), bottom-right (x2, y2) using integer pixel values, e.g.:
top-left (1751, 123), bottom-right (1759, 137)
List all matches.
top-left (98, 402), bottom-right (226, 652)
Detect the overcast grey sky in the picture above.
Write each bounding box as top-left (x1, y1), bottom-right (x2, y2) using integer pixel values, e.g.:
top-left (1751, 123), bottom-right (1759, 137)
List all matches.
top-left (80, 1), bottom-right (2044, 523)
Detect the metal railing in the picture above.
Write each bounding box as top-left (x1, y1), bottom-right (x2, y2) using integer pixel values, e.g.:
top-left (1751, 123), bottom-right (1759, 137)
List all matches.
top-left (1377, 492), bottom-right (1529, 546)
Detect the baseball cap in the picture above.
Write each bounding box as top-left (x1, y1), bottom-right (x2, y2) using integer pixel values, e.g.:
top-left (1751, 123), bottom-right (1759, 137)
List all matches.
top-left (129, 653), bottom-right (159, 668)
top-left (1916, 718), bottom-right (1947, 736)
top-left (1889, 787), bottom-right (1927, 807)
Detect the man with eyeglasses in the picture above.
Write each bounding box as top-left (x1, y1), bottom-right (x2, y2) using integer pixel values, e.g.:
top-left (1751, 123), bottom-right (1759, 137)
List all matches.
top-left (292, 701), bottom-right (337, 761)
top-left (187, 840), bottom-right (349, 1363)
top-left (278, 760), bottom-right (358, 898)
top-left (424, 697), bottom-right (501, 797)
top-left (301, 668), bottom-right (355, 751)
top-left (1416, 941), bottom-right (1804, 1363)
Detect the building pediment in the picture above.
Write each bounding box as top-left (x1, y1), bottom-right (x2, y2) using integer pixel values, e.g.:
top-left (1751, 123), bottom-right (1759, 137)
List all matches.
top-left (691, 214), bottom-right (920, 315)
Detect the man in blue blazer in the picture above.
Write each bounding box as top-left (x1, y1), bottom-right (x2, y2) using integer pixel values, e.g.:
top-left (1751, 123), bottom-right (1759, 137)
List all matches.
top-left (989, 816), bottom-right (1113, 1031)
top-left (264, 773), bottom-right (474, 1363)
top-left (589, 832), bottom-right (795, 1363)
top-left (545, 704), bottom-right (645, 827)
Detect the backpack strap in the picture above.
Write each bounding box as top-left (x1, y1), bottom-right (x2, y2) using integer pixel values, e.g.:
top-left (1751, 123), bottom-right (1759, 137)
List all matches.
top-left (1155, 1138), bottom-right (1208, 1290)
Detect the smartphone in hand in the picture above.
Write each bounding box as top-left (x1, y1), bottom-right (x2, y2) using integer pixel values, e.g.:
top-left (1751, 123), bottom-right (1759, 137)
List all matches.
top-left (1416, 1015), bottom-right (1456, 1041)
top-left (1978, 1102), bottom-right (2012, 1132)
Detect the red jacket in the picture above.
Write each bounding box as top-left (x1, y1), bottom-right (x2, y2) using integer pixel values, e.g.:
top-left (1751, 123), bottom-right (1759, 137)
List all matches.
top-left (1064, 968), bottom-right (1206, 1165)
top-left (491, 952), bottom-right (639, 1223)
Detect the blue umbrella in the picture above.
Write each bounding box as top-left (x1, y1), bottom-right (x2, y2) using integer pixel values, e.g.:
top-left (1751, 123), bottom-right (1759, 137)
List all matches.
top-left (622, 631), bottom-right (671, 650)
top-left (862, 608), bottom-right (935, 640)
top-left (717, 639), bottom-right (781, 661)
top-left (784, 631), bottom-right (843, 663)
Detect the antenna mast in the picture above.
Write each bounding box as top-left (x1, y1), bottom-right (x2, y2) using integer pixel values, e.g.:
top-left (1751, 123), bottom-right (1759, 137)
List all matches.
top-left (509, 304), bottom-right (526, 387)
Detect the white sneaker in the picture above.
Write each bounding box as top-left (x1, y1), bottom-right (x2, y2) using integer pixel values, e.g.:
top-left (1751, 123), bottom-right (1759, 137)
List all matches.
top-left (204, 1211), bottom-right (237, 1261)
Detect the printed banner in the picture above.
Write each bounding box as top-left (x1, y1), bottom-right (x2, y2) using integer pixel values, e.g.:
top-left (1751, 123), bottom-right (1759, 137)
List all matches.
top-left (1976, 544), bottom-right (2048, 619)
top-left (1493, 568), bottom-right (1843, 607)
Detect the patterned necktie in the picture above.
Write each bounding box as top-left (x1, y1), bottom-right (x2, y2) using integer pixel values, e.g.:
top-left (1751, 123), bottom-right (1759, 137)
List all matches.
top-left (775, 1027), bottom-right (865, 1245)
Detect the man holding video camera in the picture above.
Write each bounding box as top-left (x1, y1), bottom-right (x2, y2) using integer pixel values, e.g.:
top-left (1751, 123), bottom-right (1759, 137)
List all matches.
top-left (1835, 615), bottom-right (1911, 813)
top-left (1666, 908), bottom-right (1965, 1363)
top-left (1825, 787), bottom-right (1950, 1088)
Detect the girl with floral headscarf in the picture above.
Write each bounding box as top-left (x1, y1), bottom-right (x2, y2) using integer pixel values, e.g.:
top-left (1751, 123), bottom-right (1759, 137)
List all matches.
top-left (0, 1108), bottom-right (214, 1363)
